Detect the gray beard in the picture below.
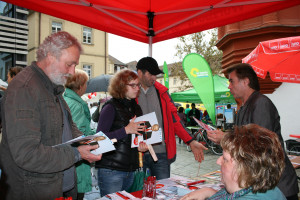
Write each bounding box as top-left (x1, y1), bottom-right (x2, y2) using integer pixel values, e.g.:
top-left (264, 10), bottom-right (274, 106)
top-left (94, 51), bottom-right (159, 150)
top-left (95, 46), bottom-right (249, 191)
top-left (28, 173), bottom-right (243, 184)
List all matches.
top-left (48, 73), bottom-right (69, 86)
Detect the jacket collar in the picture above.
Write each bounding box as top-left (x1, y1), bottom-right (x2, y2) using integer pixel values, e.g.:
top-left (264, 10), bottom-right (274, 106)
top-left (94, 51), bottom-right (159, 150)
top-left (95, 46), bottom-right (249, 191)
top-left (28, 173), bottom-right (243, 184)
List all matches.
top-left (64, 88), bottom-right (86, 105)
top-left (242, 90), bottom-right (259, 108)
top-left (31, 61), bottom-right (65, 95)
top-left (154, 81), bottom-right (168, 94)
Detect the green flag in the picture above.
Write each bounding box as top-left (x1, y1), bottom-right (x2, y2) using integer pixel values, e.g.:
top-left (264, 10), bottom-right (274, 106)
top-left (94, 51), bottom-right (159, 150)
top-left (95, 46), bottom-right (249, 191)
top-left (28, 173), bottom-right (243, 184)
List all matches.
top-left (182, 53), bottom-right (216, 125)
top-left (163, 61), bottom-right (169, 89)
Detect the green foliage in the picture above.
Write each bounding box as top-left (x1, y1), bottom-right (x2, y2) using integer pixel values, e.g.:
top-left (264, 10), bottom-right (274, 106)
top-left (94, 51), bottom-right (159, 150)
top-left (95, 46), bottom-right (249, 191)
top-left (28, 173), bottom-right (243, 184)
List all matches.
top-left (170, 29), bottom-right (223, 90)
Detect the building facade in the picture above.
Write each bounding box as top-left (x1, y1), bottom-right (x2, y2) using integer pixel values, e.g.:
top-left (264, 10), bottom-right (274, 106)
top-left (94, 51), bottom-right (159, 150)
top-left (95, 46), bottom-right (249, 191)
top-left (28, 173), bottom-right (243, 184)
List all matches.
top-left (27, 11), bottom-right (108, 78)
top-left (0, 1), bottom-right (28, 81)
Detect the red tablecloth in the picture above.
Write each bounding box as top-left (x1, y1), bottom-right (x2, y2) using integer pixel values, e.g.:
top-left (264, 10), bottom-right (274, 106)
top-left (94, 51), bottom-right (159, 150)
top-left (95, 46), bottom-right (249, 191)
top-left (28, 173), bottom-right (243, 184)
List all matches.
top-left (130, 190), bottom-right (143, 198)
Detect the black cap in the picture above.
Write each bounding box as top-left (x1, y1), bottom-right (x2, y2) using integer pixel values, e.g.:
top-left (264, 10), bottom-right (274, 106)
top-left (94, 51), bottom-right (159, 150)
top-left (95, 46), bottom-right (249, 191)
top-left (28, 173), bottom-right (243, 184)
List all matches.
top-left (136, 57), bottom-right (164, 75)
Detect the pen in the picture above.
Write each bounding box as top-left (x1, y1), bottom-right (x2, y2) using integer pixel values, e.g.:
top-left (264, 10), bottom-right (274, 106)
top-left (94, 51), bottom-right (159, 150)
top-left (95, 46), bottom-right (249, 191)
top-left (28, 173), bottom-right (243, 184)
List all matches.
top-left (186, 180), bottom-right (206, 186)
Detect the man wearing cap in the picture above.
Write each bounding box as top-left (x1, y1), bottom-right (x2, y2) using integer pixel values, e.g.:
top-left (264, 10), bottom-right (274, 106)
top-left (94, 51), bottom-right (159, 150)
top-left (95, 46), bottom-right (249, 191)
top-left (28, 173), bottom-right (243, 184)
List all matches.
top-left (136, 56), bottom-right (207, 180)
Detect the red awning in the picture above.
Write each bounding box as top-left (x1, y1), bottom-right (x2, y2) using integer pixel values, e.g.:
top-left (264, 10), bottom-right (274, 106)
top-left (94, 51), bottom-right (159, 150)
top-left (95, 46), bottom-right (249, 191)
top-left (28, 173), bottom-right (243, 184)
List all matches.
top-left (3, 0), bottom-right (300, 44)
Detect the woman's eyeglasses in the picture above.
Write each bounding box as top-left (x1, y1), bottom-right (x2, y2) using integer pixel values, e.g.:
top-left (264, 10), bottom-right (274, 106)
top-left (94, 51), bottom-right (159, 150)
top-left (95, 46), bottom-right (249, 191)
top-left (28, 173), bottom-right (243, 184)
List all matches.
top-left (126, 83), bottom-right (141, 89)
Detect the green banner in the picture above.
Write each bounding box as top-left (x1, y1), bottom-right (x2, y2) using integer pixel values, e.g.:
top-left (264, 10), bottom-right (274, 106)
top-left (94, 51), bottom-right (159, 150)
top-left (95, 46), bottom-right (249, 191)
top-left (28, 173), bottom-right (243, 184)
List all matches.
top-left (182, 53), bottom-right (216, 125)
top-left (163, 61), bottom-right (169, 89)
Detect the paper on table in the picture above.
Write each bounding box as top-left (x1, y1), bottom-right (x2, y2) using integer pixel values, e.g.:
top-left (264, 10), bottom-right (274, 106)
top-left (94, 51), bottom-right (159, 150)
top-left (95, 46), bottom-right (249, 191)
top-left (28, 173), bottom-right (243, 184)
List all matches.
top-left (131, 112), bottom-right (162, 148)
top-left (53, 131), bottom-right (115, 155)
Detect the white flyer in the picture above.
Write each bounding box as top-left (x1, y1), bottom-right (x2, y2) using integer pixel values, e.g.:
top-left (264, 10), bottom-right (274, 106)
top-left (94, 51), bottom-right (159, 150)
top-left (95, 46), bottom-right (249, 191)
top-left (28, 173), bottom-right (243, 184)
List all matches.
top-left (53, 131), bottom-right (116, 155)
top-left (131, 112), bottom-right (162, 148)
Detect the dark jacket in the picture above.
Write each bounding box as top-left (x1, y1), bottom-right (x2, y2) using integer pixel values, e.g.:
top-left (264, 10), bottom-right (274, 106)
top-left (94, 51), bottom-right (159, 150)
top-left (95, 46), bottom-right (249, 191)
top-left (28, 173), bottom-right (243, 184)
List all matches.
top-left (236, 91), bottom-right (299, 197)
top-left (0, 62), bottom-right (82, 200)
top-left (95, 98), bottom-right (142, 171)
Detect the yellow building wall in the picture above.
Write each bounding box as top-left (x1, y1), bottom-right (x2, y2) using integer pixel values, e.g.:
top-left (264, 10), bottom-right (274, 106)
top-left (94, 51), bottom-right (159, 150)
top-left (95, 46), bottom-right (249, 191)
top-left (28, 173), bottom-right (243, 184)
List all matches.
top-left (27, 12), bottom-right (108, 78)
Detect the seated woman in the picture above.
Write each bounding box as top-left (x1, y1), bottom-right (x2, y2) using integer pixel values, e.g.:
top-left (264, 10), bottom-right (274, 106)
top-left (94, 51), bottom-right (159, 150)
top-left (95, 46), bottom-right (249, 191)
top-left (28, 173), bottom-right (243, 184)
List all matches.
top-left (181, 124), bottom-right (286, 200)
top-left (95, 69), bottom-right (148, 197)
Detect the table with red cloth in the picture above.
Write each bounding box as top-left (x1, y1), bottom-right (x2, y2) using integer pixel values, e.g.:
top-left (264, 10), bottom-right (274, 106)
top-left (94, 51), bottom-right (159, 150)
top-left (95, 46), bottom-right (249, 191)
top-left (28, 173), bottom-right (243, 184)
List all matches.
top-left (99, 175), bottom-right (223, 199)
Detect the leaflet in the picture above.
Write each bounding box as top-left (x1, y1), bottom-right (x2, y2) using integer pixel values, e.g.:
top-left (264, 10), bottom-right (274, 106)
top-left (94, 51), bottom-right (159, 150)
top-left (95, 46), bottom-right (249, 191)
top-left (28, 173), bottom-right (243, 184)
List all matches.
top-left (193, 117), bottom-right (216, 131)
top-left (131, 112), bottom-right (162, 148)
top-left (53, 131), bottom-right (115, 155)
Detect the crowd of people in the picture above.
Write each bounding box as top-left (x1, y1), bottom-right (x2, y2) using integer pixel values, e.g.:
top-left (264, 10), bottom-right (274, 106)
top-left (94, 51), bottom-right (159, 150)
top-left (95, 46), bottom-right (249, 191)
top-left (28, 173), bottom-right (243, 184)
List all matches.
top-left (0, 31), bottom-right (298, 200)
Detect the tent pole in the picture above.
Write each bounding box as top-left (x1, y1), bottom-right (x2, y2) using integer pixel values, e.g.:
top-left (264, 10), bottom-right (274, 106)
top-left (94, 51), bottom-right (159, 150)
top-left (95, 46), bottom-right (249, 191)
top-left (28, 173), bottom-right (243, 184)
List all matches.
top-left (147, 11), bottom-right (155, 57)
top-left (148, 36), bottom-right (152, 57)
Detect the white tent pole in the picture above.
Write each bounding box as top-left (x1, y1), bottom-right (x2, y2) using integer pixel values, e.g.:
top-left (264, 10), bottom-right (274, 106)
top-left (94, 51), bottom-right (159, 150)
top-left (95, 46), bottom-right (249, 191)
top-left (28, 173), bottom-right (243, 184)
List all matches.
top-left (148, 36), bottom-right (153, 57)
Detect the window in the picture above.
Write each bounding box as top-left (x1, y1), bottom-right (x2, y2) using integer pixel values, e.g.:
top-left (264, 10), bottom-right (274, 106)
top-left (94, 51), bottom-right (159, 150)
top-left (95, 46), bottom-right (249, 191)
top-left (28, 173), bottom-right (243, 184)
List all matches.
top-left (173, 78), bottom-right (177, 85)
top-left (52, 21), bottom-right (62, 33)
top-left (0, 2), bottom-right (13, 17)
top-left (83, 64), bottom-right (92, 78)
top-left (83, 27), bottom-right (92, 44)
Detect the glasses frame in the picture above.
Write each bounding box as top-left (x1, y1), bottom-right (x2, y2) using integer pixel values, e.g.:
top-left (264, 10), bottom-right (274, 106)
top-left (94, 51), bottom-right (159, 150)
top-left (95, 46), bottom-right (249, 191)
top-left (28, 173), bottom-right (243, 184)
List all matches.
top-left (126, 83), bottom-right (141, 89)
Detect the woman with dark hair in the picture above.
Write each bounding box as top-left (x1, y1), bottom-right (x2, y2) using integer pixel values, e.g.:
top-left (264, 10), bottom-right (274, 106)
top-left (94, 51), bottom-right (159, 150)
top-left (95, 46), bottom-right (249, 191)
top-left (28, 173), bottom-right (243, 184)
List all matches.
top-left (0, 66), bottom-right (23, 91)
top-left (95, 69), bottom-right (148, 197)
top-left (182, 124), bottom-right (286, 200)
top-left (63, 69), bottom-right (96, 200)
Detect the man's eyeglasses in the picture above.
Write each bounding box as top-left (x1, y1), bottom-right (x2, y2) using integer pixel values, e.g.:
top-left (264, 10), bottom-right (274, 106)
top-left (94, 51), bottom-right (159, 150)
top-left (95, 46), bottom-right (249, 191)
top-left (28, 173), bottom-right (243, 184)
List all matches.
top-left (126, 83), bottom-right (141, 89)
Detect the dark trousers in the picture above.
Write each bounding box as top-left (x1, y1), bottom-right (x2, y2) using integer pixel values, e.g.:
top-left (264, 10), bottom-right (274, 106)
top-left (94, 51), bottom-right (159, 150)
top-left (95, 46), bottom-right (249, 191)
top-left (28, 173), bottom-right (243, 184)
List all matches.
top-left (63, 186), bottom-right (77, 200)
top-left (143, 152), bottom-right (170, 180)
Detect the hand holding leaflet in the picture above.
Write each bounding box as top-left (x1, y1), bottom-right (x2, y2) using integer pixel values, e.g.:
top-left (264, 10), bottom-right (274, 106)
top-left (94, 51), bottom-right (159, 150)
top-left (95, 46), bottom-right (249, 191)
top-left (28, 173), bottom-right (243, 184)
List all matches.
top-left (53, 131), bottom-right (116, 155)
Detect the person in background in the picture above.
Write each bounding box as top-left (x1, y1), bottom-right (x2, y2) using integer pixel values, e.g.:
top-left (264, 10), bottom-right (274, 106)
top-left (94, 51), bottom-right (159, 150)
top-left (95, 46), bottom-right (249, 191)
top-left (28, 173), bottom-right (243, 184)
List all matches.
top-left (0, 31), bottom-right (102, 200)
top-left (64, 69), bottom-right (96, 200)
top-left (188, 103), bottom-right (201, 126)
top-left (184, 104), bottom-right (191, 126)
top-left (136, 56), bottom-right (207, 180)
top-left (177, 106), bottom-right (186, 144)
top-left (182, 124), bottom-right (286, 200)
top-left (0, 66), bottom-right (23, 91)
top-left (207, 63), bottom-right (298, 199)
top-left (199, 109), bottom-right (203, 121)
top-left (89, 102), bottom-right (99, 130)
top-left (0, 66), bottom-right (23, 135)
top-left (203, 110), bottom-right (211, 123)
top-left (95, 69), bottom-right (148, 197)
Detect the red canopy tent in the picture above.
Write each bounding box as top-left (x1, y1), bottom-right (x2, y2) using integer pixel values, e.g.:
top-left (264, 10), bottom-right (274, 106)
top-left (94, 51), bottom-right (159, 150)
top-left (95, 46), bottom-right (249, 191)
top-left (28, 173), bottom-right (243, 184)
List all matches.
top-left (4, 0), bottom-right (300, 43)
top-left (242, 36), bottom-right (300, 83)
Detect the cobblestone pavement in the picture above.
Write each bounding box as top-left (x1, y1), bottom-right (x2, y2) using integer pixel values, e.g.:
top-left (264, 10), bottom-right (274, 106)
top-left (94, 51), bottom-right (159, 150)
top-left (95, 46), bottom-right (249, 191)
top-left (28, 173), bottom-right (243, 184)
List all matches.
top-left (171, 140), bottom-right (220, 179)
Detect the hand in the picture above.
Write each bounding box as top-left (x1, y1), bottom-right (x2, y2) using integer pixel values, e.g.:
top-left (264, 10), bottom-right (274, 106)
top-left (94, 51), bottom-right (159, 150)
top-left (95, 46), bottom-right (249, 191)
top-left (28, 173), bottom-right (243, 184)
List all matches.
top-left (189, 140), bottom-right (208, 163)
top-left (125, 115), bottom-right (145, 135)
top-left (138, 141), bottom-right (148, 152)
top-left (180, 188), bottom-right (217, 200)
top-left (207, 129), bottom-right (224, 144)
top-left (0, 85), bottom-right (7, 91)
top-left (77, 145), bottom-right (102, 163)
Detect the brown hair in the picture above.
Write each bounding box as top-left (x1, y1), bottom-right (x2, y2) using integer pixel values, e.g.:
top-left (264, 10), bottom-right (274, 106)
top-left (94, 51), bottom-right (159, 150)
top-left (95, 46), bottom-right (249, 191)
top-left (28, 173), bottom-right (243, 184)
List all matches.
top-left (65, 69), bottom-right (89, 92)
top-left (8, 66), bottom-right (23, 78)
top-left (221, 124), bottom-right (285, 193)
top-left (108, 69), bottom-right (138, 99)
top-left (225, 63), bottom-right (260, 91)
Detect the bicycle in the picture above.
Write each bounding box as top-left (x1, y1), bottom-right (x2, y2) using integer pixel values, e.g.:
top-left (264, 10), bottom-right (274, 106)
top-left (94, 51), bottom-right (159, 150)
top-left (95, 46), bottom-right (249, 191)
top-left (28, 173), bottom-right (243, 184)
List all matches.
top-left (187, 127), bottom-right (223, 155)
